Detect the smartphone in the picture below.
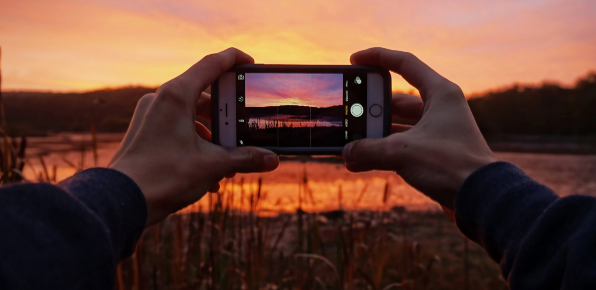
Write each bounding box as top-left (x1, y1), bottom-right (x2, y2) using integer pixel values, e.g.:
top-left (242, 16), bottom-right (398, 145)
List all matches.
top-left (211, 65), bottom-right (391, 155)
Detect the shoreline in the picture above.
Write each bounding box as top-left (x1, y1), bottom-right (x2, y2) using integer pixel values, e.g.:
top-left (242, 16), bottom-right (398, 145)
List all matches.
top-left (19, 132), bottom-right (596, 156)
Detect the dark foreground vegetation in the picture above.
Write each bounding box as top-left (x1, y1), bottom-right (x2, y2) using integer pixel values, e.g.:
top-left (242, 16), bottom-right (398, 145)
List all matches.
top-left (2, 72), bottom-right (595, 140)
top-left (117, 177), bottom-right (507, 290)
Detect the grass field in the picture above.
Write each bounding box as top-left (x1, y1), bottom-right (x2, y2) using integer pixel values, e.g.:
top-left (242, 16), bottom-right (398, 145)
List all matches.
top-left (116, 177), bottom-right (508, 290)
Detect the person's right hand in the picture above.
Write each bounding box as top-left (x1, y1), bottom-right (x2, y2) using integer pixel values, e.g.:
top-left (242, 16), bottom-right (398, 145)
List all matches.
top-left (342, 47), bottom-right (496, 211)
top-left (108, 48), bottom-right (279, 226)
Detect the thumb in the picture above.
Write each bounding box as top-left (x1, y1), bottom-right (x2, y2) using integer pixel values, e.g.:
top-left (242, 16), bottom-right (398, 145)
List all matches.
top-left (343, 137), bottom-right (401, 172)
top-left (226, 147), bottom-right (279, 173)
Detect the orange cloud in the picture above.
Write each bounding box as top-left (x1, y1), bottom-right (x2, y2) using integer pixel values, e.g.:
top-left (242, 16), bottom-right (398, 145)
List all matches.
top-left (0, 0), bottom-right (594, 94)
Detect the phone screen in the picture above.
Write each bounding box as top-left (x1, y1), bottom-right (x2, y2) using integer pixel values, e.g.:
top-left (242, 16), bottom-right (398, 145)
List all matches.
top-left (235, 73), bottom-right (367, 147)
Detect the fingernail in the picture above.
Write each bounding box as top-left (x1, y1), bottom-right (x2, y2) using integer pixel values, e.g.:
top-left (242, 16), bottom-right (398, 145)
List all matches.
top-left (262, 154), bottom-right (279, 171)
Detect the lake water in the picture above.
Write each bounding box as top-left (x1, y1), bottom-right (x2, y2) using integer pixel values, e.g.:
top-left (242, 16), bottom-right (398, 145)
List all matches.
top-left (21, 133), bottom-right (596, 213)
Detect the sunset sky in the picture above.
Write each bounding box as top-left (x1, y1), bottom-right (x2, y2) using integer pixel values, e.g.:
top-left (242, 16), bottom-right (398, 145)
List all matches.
top-left (245, 73), bottom-right (342, 108)
top-left (1, 0), bottom-right (595, 94)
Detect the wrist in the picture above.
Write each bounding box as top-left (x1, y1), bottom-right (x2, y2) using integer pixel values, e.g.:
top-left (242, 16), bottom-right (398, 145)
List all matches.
top-left (452, 153), bottom-right (498, 206)
top-left (441, 151), bottom-right (497, 211)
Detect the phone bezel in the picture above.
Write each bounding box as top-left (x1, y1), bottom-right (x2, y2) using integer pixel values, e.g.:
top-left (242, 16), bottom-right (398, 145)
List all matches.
top-left (212, 64), bottom-right (391, 155)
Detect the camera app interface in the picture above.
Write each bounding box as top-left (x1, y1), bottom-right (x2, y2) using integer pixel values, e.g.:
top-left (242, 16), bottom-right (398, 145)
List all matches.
top-left (236, 73), bottom-right (367, 147)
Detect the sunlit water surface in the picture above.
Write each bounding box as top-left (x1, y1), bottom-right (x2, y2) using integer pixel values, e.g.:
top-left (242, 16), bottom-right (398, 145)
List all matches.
top-left (22, 134), bottom-right (596, 213)
top-left (248, 114), bottom-right (342, 129)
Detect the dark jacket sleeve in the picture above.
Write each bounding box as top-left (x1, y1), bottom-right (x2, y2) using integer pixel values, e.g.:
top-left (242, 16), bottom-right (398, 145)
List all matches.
top-left (0, 168), bottom-right (147, 290)
top-left (455, 161), bottom-right (596, 289)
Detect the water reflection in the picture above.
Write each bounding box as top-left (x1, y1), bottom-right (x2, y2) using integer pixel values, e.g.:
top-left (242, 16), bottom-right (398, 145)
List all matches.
top-left (22, 134), bottom-right (596, 213)
top-left (248, 114), bottom-right (342, 129)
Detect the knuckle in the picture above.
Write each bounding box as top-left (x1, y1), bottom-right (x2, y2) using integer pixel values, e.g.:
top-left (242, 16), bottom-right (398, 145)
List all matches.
top-left (442, 82), bottom-right (465, 99)
top-left (201, 53), bottom-right (224, 66)
top-left (370, 46), bottom-right (384, 53)
top-left (429, 80), bottom-right (465, 102)
top-left (402, 51), bottom-right (418, 61)
top-left (446, 82), bottom-right (463, 95)
top-left (404, 52), bottom-right (421, 62)
top-left (155, 81), bottom-right (188, 108)
top-left (242, 150), bottom-right (254, 166)
top-left (156, 81), bottom-right (178, 98)
top-left (225, 47), bottom-right (240, 54)
top-left (137, 93), bottom-right (155, 108)
top-left (241, 150), bottom-right (262, 170)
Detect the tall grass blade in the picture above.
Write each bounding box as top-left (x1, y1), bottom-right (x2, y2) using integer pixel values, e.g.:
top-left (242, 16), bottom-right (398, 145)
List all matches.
top-left (380, 282), bottom-right (406, 290)
top-left (90, 121), bottom-right (98, 167)
top-left (17, 136), bottom-right (26, 172)
top-left (353, 183), bottom-right (369, 207)
top-left (294, 253), bottom-right (340, 282)
top-left (38, 156), bottom-right (50, 182)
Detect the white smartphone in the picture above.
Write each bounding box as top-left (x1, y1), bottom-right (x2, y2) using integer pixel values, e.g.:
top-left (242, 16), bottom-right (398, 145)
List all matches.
top-left (212, 64), bottom-right (391, 155)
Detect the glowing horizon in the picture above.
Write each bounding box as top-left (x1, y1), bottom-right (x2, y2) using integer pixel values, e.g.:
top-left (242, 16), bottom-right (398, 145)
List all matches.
top-left (1, 0), bottom-right (595, 95)
top-left (245, 73), bottom-right (342, 108)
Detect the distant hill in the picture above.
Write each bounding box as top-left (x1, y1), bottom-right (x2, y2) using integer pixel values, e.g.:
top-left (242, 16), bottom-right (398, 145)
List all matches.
top-left (2, 87), bottom-right (155, 135)
top-left (2, 72), bottom-right (595, 138)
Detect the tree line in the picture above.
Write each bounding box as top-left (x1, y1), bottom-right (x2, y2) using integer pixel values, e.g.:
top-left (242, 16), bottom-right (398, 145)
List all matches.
top-left (2, 72), bottom-right (595, 138)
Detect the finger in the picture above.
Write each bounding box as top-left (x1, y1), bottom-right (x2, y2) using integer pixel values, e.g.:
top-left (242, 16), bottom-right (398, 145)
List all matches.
top-left (391, 124), bottom-right (413, 134)
top-left (110, 93), bottom-right (156, 165)
top-left (342, 137), bottom-right (401, 172)
top-left (225, 172), bottom-right (236, 179)
top-left (195, 121), bottom-right (212, 142)
top-left (154, 48), bottom-right (253, 121)
top-left (226, 147), bottom-right (279, 173)
top-left (196, 92), bottom-right (211, 121)
top-left (392, 93), bottom-right (423, 121)
top-left (186, 47), bottom-right (254, 90)
top-left (350, 47), bottom-right (451, 100)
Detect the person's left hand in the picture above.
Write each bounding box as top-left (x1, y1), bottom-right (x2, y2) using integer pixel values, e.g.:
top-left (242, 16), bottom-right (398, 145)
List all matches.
top-left (108, 48), bottom-right (279, 226)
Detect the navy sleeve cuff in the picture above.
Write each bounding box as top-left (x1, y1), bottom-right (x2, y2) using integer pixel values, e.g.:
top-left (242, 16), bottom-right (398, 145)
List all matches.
top-left (58, 168), bottom-right (147, 260)
top-left (454, 161), bottom-right (559, 277)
